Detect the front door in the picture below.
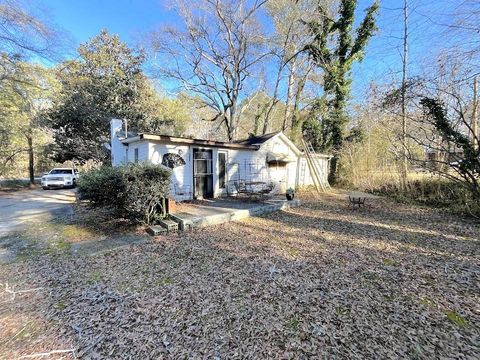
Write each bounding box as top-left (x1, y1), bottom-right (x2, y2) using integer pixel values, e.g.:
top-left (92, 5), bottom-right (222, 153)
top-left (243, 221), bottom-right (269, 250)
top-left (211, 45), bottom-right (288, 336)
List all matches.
top-left (193, 149), bottom-right (213, 198)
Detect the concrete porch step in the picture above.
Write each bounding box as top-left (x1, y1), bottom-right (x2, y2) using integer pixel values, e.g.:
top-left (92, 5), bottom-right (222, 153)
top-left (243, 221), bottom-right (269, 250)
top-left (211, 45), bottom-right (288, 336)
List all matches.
top-left (146, 225), bottom-right (167, 236)
top-left (147, 199), bottom-right (301, 236)
top-left (172, 199), bottom-right (301, 229)
top-left (168, 214), bottom-right (194, 231)
top-left (158, 219), bottom-right (179, 232)
top-left (147, 219), bottom-right (179, 236)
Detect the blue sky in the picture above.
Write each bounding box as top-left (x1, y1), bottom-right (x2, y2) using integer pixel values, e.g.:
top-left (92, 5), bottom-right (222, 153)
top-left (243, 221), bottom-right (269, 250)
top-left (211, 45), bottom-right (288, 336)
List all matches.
top-left (40, 0), bottom-right (175, 49)
top-left (38, 0), bottom-right (468, 102)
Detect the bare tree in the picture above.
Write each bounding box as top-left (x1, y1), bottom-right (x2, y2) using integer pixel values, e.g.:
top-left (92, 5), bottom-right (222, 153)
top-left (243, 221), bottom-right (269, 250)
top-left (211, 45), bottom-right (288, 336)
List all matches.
top-left (438, 0), bottom-right (480, 75)
top-left (0, 1), bottom-right (67, 181)
top-left (409, 93), bottom-right (479, 200)
top-left (261, 0), bottom-right (320, 135)
top-left (382, 56), bottom-right (480, 201)
top-left (0, 0), bottom-right (66, 83)
top-left (148, 0), bottom-right (270, 141)
top-left (399, 0), bottom-right (408, 190)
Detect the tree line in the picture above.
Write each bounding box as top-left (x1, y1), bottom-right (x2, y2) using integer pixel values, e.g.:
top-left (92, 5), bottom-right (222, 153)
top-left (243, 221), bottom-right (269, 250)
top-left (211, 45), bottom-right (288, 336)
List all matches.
top-left (1, 0), bottom-right (478, 208)
top-left (1, 0), bottom-right (380, 183)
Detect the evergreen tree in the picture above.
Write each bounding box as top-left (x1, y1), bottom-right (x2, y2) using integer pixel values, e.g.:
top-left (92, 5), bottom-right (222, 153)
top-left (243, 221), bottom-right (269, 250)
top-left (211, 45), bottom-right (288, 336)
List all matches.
top-left (302, 0), bottom-right (379, 182)
top-left (47, 30), bottom-right (176, 163)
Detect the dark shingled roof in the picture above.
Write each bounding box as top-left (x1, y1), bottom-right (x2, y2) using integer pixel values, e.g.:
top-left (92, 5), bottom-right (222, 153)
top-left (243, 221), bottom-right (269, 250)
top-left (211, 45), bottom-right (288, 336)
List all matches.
top-left (234, 132), bottom-right (281, 145)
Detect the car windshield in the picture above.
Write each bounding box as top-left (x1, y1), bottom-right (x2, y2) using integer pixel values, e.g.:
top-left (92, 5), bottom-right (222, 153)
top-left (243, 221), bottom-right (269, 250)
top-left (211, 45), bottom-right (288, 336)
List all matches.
top-left (49, 169), bottom-right (72, 175)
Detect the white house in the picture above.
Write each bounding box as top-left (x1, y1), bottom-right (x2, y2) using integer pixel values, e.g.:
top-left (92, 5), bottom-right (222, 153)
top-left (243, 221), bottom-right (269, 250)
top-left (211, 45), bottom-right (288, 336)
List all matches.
top-left (110, 119), bottom-right (330, 201)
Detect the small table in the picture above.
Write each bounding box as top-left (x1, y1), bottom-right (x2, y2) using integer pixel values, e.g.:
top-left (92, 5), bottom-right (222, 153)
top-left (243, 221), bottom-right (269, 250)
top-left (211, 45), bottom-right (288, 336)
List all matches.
top-left (346, 191), bottom-right (378, 208)
top-left (348, 196), bottom-right (366, 208)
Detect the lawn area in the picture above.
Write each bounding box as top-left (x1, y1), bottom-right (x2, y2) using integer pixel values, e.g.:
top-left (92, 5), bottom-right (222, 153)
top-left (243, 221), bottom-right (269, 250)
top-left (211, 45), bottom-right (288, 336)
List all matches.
top-left (0, 194), bottom-right (479, 359)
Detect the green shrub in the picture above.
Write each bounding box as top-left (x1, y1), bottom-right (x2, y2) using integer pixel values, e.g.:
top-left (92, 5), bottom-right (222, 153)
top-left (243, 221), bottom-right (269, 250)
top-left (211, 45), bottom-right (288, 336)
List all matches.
top-left (121, 163), bottom-right (171, 224)
top-left (77, 166), bottom-right (125, 206)
top-left (78, 163), bottom-right (171, 224)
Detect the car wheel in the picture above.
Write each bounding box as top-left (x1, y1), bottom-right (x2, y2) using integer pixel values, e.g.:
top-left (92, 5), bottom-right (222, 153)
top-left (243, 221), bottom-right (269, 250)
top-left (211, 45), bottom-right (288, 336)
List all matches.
top-left (72, 179), bottom-right (77, 188)
top-left (42, 186), bottom-right (48, 190)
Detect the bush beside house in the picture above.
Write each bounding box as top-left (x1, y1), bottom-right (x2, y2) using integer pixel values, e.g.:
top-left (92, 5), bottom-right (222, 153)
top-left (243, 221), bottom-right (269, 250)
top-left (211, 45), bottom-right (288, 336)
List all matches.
top-left (78, 163), bottom-right (171, 224)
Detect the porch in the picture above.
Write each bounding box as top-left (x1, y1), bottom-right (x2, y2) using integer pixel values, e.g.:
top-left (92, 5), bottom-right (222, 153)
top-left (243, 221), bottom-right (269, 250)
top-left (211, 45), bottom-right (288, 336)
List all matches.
top-left (166, 196), bottom-right (301, 231)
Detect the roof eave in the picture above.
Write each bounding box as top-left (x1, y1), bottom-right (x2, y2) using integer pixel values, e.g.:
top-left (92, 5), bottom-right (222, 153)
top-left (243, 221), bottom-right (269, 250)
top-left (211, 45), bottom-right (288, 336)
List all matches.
top-left (121, 133), bottom-right (259, 150)
top-left (271, 132), bottom-right (303, 156)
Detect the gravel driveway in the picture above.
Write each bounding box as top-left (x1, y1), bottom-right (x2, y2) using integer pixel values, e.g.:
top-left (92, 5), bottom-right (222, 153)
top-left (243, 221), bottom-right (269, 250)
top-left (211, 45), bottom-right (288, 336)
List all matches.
top-left (0, 189), bottom-right (75, 237)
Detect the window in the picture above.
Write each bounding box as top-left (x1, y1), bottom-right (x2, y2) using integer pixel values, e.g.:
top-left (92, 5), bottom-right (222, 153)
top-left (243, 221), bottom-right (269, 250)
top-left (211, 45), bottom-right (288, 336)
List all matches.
top-left (218, 152), bottom-right (226, 188)
top-left (194, 150), bottom-right (213, 175)
top-left (134, 148), bottom-right (139, 163)
top-left (49, 169), bottom-right (74, 175)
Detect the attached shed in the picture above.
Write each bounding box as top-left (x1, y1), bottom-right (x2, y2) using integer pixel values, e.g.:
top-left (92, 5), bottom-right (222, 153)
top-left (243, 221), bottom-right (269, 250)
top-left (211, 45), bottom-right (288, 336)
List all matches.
top-left (110, 119), bottom-right (331, 201)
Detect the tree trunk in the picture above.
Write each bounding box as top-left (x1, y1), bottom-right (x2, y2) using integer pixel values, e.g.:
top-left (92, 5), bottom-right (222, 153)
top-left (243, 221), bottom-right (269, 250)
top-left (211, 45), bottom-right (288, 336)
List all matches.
top-left (27, 135), bottom-right (35, 187)
top-left (283, 60), bottom-right (297, 131)
top-left (400, 0), bottom-right (409, 190)
top-left (228, 84), bottom-right (241, 141)
top-left (261, 108), bottom-right (270, 135)
top-left (225, 114), bottom-right (234, 142)
top-left (472, 76), bottom-right (478, 149)
top-left (228, 103), bottom-right (237, 142)
top-left (253, 111), bottom-right (262, 136)
top-left (291, 76), bottom-right (307, 130)
top-left (262, 56), bottom-right (285, 135)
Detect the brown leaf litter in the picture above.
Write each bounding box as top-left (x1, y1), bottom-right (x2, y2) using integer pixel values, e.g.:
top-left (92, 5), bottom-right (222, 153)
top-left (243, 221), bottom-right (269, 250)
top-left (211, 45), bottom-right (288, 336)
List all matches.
top-left (0, 194), bottom-right (478, 358)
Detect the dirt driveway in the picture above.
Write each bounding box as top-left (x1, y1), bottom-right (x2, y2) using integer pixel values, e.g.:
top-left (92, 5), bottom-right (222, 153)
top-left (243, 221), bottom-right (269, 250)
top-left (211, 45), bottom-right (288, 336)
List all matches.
top-left (0, 189), bottom-right (76, 237)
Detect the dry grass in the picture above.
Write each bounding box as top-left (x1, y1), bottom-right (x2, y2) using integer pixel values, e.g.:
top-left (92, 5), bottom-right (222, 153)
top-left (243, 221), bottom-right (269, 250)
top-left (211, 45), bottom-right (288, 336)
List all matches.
top-left (0, 194), bottom-right (479, 359)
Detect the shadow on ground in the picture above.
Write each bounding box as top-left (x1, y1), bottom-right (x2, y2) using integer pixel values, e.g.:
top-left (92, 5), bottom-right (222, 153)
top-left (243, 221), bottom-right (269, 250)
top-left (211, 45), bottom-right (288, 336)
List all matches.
top-left (0, 193), bottom-right (479, 358)
top-left (0, 198), bottom-right (146, 264)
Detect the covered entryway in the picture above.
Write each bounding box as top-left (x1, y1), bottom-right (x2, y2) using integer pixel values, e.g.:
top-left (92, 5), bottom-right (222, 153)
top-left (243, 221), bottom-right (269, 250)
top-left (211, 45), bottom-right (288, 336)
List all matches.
top-left (193, 149), bottom-right (213, 199)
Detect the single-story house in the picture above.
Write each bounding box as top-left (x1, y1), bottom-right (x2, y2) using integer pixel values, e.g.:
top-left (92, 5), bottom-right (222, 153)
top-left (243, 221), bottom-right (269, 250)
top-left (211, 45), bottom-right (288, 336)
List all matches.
top-left (110, 119), bottom-right (331, 201)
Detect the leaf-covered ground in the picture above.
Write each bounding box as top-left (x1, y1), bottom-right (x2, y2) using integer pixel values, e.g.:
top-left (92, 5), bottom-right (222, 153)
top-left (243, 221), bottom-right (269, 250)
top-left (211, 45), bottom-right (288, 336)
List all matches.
top-left (1, 194), bottom-right (479, 359)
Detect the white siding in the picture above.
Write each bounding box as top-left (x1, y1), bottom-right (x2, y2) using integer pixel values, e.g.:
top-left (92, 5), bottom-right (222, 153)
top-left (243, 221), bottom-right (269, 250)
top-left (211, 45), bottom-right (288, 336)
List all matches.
top-left (110, 120), bottom-right (149, 166)
top-left (110, 123), bottom-right (331, 201)
top-left (224, 148), bottom-right (264, 194)
top-left (224, 135), bottom-right (298, 194)
top-left (111, 119), bottom-right (125, 166)
top-left (150, 143), bottom-right (192, 201)
top-left (126, 141), bottom-right (149, 164)
top-left (297, 155), bottom-right (330, 187)
top-left (254, 135), bottom-right (298, 193)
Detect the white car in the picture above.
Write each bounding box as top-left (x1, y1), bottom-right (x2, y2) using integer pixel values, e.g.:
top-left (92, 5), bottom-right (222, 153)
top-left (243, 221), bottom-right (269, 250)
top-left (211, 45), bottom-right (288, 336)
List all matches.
top-left (41, 168), bottom-right (79, 190)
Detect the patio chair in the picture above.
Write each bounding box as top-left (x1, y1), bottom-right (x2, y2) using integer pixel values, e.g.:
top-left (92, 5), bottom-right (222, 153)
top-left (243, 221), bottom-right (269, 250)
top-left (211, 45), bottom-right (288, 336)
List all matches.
top-left (233, 180), bottom-right (247, 193)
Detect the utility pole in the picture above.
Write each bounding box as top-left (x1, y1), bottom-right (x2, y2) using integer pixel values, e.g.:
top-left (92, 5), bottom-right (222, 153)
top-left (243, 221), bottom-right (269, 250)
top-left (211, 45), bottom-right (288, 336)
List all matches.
top-left (400, 0), bottom-right (409, 190)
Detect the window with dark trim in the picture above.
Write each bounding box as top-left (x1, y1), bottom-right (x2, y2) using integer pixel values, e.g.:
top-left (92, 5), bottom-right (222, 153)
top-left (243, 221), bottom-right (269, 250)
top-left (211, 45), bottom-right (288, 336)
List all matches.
top-left (134, 148), bottom-right (139, 163)
top-left (218, 152), bottom-right (226, 189)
